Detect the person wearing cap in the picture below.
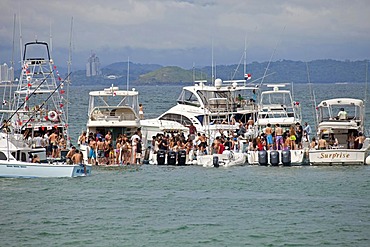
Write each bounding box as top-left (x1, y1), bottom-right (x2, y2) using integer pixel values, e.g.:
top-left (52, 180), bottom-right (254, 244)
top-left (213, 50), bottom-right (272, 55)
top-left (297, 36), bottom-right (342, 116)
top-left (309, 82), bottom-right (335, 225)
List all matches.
top-left (337, 108), bottom-right (347, 120)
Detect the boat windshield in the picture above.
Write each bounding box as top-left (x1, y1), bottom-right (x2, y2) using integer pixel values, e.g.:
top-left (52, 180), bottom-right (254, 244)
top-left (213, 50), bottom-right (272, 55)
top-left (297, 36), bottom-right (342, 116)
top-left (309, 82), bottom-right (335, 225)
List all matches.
top-left (177, 89), bottom-right (200, 107)
top-left (89, 93), bottom-right (139, 114)
top-left (318, 104), bottom-right (362, 122)
top-left (261, 91), bottom-right (292, 106)
top-left (158, 113), bottom-right (193, 126)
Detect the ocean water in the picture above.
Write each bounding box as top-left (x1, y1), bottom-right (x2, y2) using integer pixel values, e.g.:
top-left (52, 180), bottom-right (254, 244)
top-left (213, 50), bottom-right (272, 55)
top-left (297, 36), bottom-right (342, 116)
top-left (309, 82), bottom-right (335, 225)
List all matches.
top-left (1, 82), bottom-right (370, 246)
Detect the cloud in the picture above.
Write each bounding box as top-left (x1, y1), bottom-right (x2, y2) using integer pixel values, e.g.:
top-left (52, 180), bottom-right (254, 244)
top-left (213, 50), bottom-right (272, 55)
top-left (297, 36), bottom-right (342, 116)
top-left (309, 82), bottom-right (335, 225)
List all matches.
top-left (0, 0), bottom-right (369, 69)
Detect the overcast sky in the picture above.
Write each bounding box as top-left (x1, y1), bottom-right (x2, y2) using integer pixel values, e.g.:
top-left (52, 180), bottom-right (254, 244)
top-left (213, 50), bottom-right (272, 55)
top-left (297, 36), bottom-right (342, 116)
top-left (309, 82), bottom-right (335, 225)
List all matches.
top-left (0, 0), bottom-right (369, 70)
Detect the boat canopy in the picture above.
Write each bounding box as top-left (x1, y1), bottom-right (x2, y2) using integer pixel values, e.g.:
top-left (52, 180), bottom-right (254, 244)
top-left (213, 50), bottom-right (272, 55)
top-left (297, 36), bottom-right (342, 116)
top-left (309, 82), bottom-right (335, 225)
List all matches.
top-left (316, 98), bottom-right (364, 124)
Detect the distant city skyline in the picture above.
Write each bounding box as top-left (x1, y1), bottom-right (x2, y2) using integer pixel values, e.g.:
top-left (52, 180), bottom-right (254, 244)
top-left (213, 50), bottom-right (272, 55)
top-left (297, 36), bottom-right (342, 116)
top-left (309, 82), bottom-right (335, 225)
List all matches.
top-left (0, 0), bottom-right (369, 70)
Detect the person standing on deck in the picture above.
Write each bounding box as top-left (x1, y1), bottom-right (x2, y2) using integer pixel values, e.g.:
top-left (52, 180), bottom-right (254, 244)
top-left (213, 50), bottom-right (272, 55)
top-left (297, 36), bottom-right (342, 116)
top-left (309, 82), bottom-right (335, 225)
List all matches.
top-left (304, 122), bottom-right (311, 142)
top-left (139, 104), bottom-right (144, 120)
top-left (187, 123), bottom-right (197, 142)
top-left (264, 123), bottom-right (273, 150)
top-left (274, 124), bottom-right (284, 150)
top-left (88, 138), bottom-right (97, 165)
top-left (295, 122), bottom-right (303, 149)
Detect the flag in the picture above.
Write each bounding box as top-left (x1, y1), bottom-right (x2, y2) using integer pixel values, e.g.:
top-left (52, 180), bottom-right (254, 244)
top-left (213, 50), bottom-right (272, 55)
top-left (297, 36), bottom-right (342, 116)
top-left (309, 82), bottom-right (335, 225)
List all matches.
top-left (244, 73), bottom-right (252, 80)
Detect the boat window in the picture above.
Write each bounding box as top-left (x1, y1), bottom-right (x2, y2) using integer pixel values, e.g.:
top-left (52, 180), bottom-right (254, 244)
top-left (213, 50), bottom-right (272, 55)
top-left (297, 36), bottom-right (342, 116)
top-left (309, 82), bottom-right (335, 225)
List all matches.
top-left (177, 90), bottom-right (200, 106)
top-left (195, 115), bottom-right (204, 126)
top-left (159, 113), bottom-right (192, 126)
top-left (261, 92), bottom-right (291, 106)
top-left (0, 152), bottom-right (7, 160)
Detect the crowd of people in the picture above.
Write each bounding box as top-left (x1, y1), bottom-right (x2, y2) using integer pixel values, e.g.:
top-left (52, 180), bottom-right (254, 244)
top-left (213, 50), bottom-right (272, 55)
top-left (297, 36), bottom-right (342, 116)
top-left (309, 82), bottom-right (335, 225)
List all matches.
top-left (77, 129), bottom-right (143, 166)
top-left (23, 129), bottom-right (67, 159)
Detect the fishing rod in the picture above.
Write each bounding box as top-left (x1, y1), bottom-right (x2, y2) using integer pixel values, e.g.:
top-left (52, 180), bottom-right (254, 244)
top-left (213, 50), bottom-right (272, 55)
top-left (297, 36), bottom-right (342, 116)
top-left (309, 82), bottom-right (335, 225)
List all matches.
top-left (20, 72), bottom-right (71, 130)
top-left (1, 72), bottom-right (52, 130)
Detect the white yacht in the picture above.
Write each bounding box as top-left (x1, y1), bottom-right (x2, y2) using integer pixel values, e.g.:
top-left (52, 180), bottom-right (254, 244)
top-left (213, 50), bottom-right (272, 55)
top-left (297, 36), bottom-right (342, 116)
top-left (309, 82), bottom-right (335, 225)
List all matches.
top-left (247, 83), bottom-right (306, 166)
top-left (80, 85), bottom-right (141, 164)
top-left (141, 78), bottom-right (258, 166)
top-left (308, 98), bottom-right (370, 165)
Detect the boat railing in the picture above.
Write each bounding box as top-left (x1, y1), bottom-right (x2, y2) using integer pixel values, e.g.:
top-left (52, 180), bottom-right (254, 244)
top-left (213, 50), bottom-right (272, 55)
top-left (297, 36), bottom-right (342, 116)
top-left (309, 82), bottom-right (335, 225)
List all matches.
top-left (7, 134), bottom-right (29, 148)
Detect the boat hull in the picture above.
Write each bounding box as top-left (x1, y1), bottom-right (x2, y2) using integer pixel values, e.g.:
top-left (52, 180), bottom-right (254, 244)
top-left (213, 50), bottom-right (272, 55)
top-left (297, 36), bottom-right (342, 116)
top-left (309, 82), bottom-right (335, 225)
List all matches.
top-left (247, 149), bottom-right (307, 166)
top-left (308, 148), bottom-right (369, 165)
top-left (0, 162), bottom-right (92, 178)
top-left (196, 153), bottom-right (247, 167)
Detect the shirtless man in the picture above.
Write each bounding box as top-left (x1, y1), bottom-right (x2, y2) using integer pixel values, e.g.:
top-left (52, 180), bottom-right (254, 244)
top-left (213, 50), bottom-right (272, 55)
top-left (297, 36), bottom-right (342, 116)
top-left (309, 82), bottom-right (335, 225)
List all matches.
top-left (355, 132), bottom-right (366, 149)
top-left (49, 131), bottom-right (59, 158)
top-left (274, 124), bottom-right (284, 150)
top-left (88, 138), bottom-right (97, 165)
top-left (72, 150), bottom-right (86, 175)
top-left (96, 138), bottom-right (105, 164)
top-left (72, 150), bottom-right (83, 164)
top-left (318, 136), bottom-right (327, 150)
top-left (264, 123), bottom-right (273, 150)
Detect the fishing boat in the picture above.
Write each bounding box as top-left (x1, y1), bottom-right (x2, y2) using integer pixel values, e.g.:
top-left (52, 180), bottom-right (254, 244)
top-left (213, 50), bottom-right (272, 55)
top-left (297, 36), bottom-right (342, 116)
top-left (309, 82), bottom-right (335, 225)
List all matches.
top-left (308, 98), bottom-right (370, 165)
top-left (141, 78), bottom-right (259, 165)
top-left (0, 40), bottom-right (91, 177)
top-left (0, 132), bottom-right (91, 178)
top-left (256, 83), bottom-right (302, 130)
top-left (247, 83), bottom-right (307, 166)
top-left (0, 40), bottom-right (70, 163)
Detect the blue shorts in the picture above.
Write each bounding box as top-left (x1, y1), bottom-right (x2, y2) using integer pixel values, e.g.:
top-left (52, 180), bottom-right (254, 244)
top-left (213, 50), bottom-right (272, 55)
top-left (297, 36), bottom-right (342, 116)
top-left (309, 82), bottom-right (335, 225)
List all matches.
top-left (89, 148), bottom-right (96, 159)
top-left (267, 134), bottom-right (273, 145)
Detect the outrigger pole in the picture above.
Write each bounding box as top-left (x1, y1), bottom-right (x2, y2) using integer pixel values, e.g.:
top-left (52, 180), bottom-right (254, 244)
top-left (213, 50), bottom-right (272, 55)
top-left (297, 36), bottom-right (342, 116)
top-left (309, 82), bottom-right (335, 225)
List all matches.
top-left (1, 72), bottom-right (52, 130)
top-left (20, 72), bottom-right (72, 130)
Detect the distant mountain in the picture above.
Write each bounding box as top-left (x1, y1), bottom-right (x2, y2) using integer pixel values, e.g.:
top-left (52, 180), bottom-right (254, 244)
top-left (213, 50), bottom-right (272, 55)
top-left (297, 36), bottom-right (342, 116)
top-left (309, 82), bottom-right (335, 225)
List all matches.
top-left (67, 59), bottom-right (369, 85)
top-left (137, 66), bottom-right (194, 83)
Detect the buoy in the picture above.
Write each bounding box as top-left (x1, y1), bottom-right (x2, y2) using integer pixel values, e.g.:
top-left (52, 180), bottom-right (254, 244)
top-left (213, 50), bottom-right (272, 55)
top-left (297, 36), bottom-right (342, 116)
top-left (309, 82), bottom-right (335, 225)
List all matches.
top-left (47, 111), bottom-right (58, 121)
top-left (365, 155), bottom-right (370, 165)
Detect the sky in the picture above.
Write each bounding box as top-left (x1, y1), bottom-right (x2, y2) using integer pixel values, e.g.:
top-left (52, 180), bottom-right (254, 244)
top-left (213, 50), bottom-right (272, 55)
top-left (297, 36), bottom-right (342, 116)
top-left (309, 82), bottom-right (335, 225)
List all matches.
top-left (0, 0), bottom-right (369, 70)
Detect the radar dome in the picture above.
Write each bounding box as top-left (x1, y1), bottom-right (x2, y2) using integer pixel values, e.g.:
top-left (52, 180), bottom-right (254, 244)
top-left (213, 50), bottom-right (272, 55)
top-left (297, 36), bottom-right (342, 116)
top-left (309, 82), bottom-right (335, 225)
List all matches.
top-left (215, 78), bottom-right (222, 88)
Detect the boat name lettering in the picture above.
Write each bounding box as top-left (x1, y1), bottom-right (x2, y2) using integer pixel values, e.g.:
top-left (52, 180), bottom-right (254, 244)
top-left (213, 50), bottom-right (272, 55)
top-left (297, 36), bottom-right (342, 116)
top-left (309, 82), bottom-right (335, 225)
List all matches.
top-left (6, 165), bottom-right (27, 168)
top-left (319, 152), bottom-right (350, 159)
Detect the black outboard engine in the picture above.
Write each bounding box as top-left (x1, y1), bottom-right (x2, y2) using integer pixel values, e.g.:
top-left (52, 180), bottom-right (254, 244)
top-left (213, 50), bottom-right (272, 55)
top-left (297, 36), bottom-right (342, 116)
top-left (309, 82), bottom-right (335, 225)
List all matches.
top-left (213, 155), bottom-right (219, 168)
top-left (178, 150), bottom-right (187, 166)
top-left (281, 150), bottom-right (291, 166)
top-left (270, 150), bottom-right (280, 166)
top-left (258, 150), bottom-right (268, 166)
top-left (167, 150), bottom-right (177, 165)
top-left (157, 150), bottom-right (166, 165)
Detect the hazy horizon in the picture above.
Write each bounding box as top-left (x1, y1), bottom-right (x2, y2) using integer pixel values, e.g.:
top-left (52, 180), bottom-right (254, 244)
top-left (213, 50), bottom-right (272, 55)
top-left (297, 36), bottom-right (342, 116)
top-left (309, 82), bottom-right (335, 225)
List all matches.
top-left (1, 0), bottom-right (369, 70)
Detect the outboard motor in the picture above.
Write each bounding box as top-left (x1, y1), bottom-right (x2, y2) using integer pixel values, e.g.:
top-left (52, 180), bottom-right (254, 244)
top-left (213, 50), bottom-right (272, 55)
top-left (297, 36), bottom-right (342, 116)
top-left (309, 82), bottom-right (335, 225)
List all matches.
top-left (270, 150), bottom-right (280, 166)
top-left (167, 150), bottom-right (177, 165)
top-left (281, 150), bottom-right (291, 166)
top-left (178, 150), bottom-right (187, 166)
top-left (258, 150), bottom-right (268, 166)
top-left (157, 150), bottom-right (166, 165)
top-left (213, 155), bottom-right (219, 168)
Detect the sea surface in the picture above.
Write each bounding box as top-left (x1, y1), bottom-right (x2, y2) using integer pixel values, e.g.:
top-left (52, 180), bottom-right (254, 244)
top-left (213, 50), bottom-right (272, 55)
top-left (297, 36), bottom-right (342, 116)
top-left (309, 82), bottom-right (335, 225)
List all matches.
top-left (1, 82), bottom-right (370, 246)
